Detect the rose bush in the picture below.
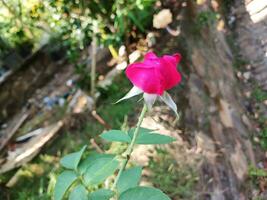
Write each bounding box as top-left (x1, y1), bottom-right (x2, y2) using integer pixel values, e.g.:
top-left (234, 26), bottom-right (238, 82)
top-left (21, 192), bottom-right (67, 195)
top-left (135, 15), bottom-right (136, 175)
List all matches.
top-left (53, 52), bottom-right (182, 200)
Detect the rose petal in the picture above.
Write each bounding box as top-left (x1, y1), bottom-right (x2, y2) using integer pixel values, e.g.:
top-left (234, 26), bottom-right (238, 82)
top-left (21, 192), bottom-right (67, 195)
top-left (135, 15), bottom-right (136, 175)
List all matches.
top-left (172, 53), bottom-right (181, 63)
top-left (126, 63), bottom-right (164, 95)
top-left (161, 55), bottom-right (182, 90)
top-left (144, 52), bottom-right (158, 60)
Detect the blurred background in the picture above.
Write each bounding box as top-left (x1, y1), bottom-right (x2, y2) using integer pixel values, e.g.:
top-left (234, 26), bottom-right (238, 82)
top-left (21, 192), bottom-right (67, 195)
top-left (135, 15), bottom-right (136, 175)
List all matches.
top-left (0, 0), bottom-right (266, 199)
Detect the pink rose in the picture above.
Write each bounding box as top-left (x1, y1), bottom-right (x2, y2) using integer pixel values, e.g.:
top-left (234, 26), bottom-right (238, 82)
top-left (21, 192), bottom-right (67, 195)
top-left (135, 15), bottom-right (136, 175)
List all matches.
top-left (118, 52), bottom-right (182, 115)
top-left (126, 52), bottom-right (181, 95)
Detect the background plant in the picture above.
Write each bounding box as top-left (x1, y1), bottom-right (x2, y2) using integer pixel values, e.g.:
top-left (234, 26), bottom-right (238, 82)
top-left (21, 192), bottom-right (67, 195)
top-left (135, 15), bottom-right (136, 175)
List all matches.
top-left (0, 0), bottom-right (156, 58)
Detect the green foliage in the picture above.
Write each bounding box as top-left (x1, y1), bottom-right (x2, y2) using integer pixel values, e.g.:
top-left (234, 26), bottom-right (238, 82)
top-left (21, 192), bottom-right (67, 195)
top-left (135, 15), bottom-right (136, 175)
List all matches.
top-left (54, 148), bottom-right (119, 200)
top-left (54, 171), bottom-right (77, 200)
top-left (149, 149), bottom-right (197, 199)
top-left (75, 63), bottom-right (91, 90)
top-left (100, 130), bottom-right (131, 143)
top-left (60, 145), bottom-right (86, 170)
top-left (196, 11), bottom-right (218, 28)
top-left (54, 126), bottom-right (176, 199)
top-left (249, 165), bottom-right (267, 177)
top-left (69, 185), bottom-right (88, 200)
top-left (78, 154), bottom-right (113, 174)
top-left (259, 128), bottom-right (267, 149)
top-left (129, 128), bottom-right (176, 144)
top-left (103, 0), bottom-right (155, 47)
top-left (0, 0), bottom-right (156, 58)
top-left (117, 167), bottom-right (142, 194)
top-left (89, 189), bottom-right (114, 200)
top-left (0, 0), bottom-right (39, 50)
top-left (233, 57), bottom-right (249, 70)
top-left (248, 166), bottom-right (267, 200)
top-left (100, 128), bottom-right (176, 144)
top-left (83, 155), bottom-right (119, 185)
top-left (97, 76), bottom-right (136, 128)
top-left (252, 87), bottom-right (267, 102)
top-left (119, 186), bottom-right (171, 200)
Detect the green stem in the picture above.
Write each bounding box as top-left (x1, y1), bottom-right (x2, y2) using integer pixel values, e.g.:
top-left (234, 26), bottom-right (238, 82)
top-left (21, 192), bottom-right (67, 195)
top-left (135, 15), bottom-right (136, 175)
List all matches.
top-left (112, 104), bottom-right (148, 191)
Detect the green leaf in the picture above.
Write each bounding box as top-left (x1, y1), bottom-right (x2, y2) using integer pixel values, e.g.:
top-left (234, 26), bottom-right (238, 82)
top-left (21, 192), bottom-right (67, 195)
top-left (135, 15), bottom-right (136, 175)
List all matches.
top-left (89, 189), bottom-right (114, 200)
top-left (69, 185), bottom-right (88, 200)
top-left (78, 154), bottom-right (114, 174)
top-left (129, 128), bottom-right (176, 144)
top-left (60, 145), bottom-right (87, 170)
top-left (54, 171), bottom-right (77, 200)
top-left (117, 167), bottom-right (142, 194)
top-left (134, 133), bottom-right (175, 144)
top-left (115, 15), bottom-right (125, 36)
top-left (128, 11), bottom-right (145, 32)
top-left (83, 155), bottom-right (119, 185)
top-left (119, 186), bottom-right (171, 200)
top-left (129, 127), bottom-right (153, 135)
top-left (100, 130), bottom-right (131, 143)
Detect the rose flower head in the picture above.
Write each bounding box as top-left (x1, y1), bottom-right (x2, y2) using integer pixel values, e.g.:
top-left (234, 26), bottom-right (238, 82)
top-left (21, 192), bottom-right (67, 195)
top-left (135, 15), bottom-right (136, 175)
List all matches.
top-left (117, 52), bottom-right (182, 115)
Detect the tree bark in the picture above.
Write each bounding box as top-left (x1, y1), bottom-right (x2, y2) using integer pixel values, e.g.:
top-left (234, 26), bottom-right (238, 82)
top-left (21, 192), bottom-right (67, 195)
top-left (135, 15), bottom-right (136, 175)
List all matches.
top-left (159, 1), bottom-right (258, 199)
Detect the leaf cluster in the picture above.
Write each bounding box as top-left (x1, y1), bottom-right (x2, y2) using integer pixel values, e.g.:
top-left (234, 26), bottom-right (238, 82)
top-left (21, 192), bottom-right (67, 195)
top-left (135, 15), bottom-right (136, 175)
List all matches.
top-left (54, 127), bottom-right (175, 200)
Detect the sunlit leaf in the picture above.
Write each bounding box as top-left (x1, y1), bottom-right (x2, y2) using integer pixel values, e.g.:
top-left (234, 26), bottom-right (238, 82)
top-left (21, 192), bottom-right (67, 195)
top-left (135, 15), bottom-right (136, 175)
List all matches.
top-left (69, 185), bottom-right (88, 200)
top-left (128, 11), bottom-right (145, 32)
top-left (89, 189), bottom-right (114, 200)
top-left (83, 155), bottom-right (119, 185)
top-left (60, 145), bottom-right (87, 170)
top-left (78, 154), bottom-right (114, 174)
top-left (119, 186), bottom-right (171, 200)
top-left (116, 14), bottom-right (125, 36)
top-left (129, 128), bottom-right (175, 144)
top-left (100, 130), bottom-right (131, 143)
top-left (129, 127), bottom-right (153, 135)
top-left (117, 166), bottom-right (142, 194)
top-left (54, 171), bottom-right (77, 200)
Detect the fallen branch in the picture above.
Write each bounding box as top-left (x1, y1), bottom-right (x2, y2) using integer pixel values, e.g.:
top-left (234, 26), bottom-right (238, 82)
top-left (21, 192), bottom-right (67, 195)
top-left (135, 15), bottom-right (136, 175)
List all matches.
top-left (0, 111), bottom-right (29, 151)
top-left (0, 121), bottom-right (63, 174)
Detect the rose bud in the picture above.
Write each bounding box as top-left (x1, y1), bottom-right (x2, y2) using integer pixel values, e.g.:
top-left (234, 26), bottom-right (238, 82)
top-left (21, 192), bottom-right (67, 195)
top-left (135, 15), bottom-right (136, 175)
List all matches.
top-left (117, 52), bottom-right (182, 115)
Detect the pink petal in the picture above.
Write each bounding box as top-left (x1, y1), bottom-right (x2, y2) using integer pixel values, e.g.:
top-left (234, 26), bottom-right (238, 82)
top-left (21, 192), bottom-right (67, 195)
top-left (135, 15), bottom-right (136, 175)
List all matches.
top-left (173, 53), bottom-right (181, 63)
top-left (126, 63), bottom-right (164, 95)
top-left (161, 55), bottom-right (182, 90)
top-left (144, 52), bottom-right (158, 60)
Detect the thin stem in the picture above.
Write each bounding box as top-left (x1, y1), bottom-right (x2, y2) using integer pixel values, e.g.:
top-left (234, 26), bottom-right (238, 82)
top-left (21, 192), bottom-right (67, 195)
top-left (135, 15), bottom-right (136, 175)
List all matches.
top-left (90, 22), bottom-right (97, 99)
top-left (112, 104), bottom-right (148, 191)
